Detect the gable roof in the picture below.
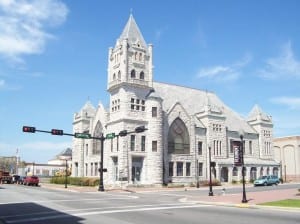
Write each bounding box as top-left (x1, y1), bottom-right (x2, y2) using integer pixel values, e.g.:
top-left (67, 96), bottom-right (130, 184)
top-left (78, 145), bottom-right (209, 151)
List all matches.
top-left (153, 82), bottom-right (256, 134)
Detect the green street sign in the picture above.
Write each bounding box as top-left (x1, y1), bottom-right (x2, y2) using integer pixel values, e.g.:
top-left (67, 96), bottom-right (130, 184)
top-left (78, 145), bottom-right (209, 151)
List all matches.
top-left (74, 133), bottom-right (91, 139)
top-left (106, 133), bottom-right (115, 139)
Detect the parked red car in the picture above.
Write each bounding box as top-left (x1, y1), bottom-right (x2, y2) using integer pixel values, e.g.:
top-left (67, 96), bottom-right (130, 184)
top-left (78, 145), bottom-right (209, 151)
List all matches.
top-left (23, 176), bottom-right (39, 186)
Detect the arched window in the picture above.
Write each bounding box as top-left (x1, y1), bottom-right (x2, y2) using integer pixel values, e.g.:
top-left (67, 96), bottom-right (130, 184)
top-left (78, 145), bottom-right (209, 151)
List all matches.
top-left (93, 121), bottom-right (102, 155)
top-left (113, 73), bottom-right (116, 80)
top-left (139, 52), bottom-right (142, 61)
top-left (140, 71), bottom-right (144, 80)
top-left (131, 69), bottom-right (136, 78)
top-left (134, 52), bottom-right (138, 60)
top-left (168, 118), bottom-right (190, 154)
top-left (118, 70), bottom-right (121, 79)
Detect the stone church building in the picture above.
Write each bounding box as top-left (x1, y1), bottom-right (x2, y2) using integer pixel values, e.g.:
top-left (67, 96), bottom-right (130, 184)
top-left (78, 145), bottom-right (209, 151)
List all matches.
top-left (72, 14), bottom-right (279, 187)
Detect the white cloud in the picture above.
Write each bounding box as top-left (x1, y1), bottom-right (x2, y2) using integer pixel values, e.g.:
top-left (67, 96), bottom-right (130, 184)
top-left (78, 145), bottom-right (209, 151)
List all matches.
top-left (197, 54), bottom-right (251, 82)
top-left (259, 41), bottom-right (300, 80)
top-left (0, 0), bottom-right (68, 63)
top-left (270, 96), bottom-right (300, 110)
top-left (0, 78), bottom-right (21, 91)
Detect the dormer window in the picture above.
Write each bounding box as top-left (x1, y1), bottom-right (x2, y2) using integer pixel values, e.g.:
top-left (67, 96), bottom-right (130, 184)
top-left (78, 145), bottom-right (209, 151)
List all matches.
top-left (131, 69), bottom-right (136, 78)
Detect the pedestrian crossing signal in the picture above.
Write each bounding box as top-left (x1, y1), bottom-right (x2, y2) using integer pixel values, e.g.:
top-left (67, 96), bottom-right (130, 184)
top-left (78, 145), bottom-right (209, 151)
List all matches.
top-left (22, 126), bottom-right (36, 133)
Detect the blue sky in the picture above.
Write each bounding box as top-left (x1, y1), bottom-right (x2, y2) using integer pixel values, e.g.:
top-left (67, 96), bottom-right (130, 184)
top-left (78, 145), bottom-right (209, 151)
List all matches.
top-left (1, 0), bottom-right (300, 163)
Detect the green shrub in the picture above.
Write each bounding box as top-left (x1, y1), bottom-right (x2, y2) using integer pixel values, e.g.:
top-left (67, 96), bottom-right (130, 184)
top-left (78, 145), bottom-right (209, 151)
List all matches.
top-left (50, 177), bottom-right (99, 186)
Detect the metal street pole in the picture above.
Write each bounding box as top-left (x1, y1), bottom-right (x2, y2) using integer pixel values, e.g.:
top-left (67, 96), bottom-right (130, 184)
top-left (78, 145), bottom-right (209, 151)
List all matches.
top-left (208, 146), bottom-right (213, 196)
top-left (240, 134), bottom-right (247, 203)
top-left (65, 159), bottom-right (68, 188)
top-left (98, 134), bottom-right (105, 191)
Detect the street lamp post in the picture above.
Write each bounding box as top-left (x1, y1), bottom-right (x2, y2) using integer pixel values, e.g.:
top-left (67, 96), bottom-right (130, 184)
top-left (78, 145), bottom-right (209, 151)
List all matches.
top-left (208, 145), bottom-right (213, 196)
top-left (239, 130), bottom-right (247, 203)
top-left (59, 155), bottom-right (71, 189)
top-left (64, 159), bottom-right (68, 188)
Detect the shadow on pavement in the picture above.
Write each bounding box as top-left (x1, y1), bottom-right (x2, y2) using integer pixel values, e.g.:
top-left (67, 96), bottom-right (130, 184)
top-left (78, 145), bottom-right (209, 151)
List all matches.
top-left (0, 202), bottom-right (84, 224)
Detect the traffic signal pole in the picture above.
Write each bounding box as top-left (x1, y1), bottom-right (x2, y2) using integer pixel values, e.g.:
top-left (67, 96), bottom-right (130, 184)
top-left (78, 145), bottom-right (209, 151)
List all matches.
top-left (22, 125), bottom-right (147, 192)
top-left (97, 134), bottom-right (105, 192)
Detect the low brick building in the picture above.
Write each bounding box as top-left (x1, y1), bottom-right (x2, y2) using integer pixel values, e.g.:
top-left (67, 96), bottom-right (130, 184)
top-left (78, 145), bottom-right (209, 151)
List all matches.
top-left (274, 136), bottom-right (300, 182)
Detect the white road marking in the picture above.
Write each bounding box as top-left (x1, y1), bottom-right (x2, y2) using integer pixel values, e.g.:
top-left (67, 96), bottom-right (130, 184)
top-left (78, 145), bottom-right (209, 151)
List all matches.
top-left (0, 195), bottom-right (138, 205)
top-left (5, 204), bottom-right (211, 223)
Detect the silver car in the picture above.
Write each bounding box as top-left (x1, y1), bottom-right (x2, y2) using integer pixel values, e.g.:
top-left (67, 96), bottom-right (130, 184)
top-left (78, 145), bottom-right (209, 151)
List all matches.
top-left (254, 175), bottom-right (280, 186)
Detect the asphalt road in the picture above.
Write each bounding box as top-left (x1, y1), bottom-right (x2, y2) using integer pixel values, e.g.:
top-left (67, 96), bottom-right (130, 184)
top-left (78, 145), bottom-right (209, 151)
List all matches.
top-left (0, 184), bottom-right (299, 224)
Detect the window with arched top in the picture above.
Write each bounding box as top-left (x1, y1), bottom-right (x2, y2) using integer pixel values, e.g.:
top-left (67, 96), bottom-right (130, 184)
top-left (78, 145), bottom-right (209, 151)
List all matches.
top-left (168, 118), bottom-right (190, 154)
top-left (113, 73), bottom-right (116, 80)
top-left (135, 52), bottom-right (138, 60)
top-left (139, 52), bottom-right (142, 61)
top-left (93, 121), bottom-right (102, 155)
top-left (131, 69), bottom-right (136, 78)
top-left (140, 71), bottom-right (144, 80)
top-left (118, 70), bottom-right (121, 79)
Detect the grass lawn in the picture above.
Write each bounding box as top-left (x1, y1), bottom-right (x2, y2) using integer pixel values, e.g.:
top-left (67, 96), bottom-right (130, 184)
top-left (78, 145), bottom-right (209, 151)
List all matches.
top-left (259, 199), bottom-right (300, 208)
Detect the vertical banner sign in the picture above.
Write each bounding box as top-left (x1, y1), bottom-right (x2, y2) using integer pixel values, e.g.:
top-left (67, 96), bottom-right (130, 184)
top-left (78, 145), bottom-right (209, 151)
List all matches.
top-left (233, 141), bottom-right (242, 166)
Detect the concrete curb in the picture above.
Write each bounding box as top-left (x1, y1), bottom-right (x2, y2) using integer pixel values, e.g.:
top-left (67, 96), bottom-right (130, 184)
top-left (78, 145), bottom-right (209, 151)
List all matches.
top-left (179, 197), bottom-right (300, 212)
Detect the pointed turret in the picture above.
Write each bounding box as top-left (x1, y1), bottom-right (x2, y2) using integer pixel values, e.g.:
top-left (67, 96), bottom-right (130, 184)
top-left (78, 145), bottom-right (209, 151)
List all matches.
top-left (117, 14), bottom-right (147, 49)
top-left (107, 14), bottom-right (153, 92)
top-left (248, 104), bottom-right (272, 123)
top-left (247, 104), bottom-right (273, 159)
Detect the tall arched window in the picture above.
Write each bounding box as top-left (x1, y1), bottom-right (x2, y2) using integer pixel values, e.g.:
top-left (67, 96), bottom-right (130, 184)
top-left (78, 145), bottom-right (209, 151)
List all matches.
top-left (118, 70), bottom-right (121, 80)
top-left (113, 73), bottom-right (116, 80)
top-left (131, 69), bottom-right (136, 78)
top-left (168, 118), bottom-right (190, 154)
top-left (140, 71), bottom-right (144, 80)
top-left (135, 52), bottom-right (138, 60)
top-left (93, 121), bottom-right (102, 155)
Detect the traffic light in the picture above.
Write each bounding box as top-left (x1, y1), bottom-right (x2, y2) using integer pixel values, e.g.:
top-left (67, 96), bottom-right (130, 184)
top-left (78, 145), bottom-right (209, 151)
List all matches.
top-left (51, 129), bottom-right (63, 135)
top-left (135, 126), bottom-right (147, 133)
top-left (22, 126), bottom-right (36, 133)
top-left (118, 130), bottom-right (128, 137)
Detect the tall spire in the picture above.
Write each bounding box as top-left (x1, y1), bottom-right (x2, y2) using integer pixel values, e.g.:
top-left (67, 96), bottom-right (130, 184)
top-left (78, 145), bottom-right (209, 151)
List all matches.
top-left (118, 14), bottom-right (147, 48)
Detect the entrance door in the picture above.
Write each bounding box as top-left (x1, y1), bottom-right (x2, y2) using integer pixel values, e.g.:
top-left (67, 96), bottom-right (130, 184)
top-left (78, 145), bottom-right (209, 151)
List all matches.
top-left (221, 167), bottom-right (229, 182)
top-left (131, 157), bottom-right (143, 183)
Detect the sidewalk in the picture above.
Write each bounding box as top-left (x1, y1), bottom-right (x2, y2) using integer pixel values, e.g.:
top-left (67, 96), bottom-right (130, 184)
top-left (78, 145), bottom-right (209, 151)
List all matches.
top-left (40, 183), bottom-right (300, 209)
top-left (183, 188), bottom-right (300, 207)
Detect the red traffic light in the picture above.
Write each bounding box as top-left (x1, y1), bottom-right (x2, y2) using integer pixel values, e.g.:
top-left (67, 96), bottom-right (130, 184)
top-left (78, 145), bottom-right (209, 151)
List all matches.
top-left (51, 129), bottom-right (63, 135)
top-left (22, 126), bottom-right (36, 133)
